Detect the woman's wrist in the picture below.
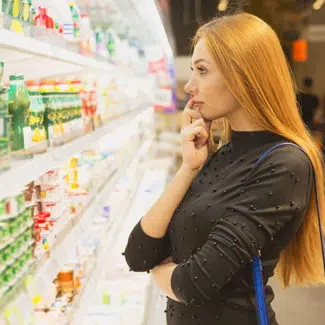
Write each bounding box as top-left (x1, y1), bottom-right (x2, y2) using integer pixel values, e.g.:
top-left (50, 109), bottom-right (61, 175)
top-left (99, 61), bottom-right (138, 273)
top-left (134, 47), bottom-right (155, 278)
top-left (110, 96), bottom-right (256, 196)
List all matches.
top-left (178, 164), bottom-right (201, 180)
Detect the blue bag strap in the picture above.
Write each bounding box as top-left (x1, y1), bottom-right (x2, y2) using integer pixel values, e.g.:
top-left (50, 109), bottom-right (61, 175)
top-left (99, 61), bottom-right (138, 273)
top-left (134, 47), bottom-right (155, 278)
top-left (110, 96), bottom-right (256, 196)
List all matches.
top-left (252, 142), bottom-right (325, 325)
top-left (253, 254), bottom-right (270, 325)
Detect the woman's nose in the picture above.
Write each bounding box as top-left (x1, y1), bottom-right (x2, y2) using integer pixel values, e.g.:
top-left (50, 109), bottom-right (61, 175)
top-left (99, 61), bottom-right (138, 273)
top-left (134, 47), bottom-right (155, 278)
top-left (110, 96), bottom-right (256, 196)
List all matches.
top-left (184, 79), bottom-right (198, 95)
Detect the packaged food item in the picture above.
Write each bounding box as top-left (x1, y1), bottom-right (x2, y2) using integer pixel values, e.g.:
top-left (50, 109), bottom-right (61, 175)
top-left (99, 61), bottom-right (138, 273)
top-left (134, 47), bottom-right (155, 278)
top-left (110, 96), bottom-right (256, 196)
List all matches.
top-left (68, 2), bottom-right (81, 38)
top-left (0, 63), bottom-right (11, 170)
top-left (0, 191), bottom-right (26, 221)
top-left (33, 211), bottom-right (50, 257)
top-left (26, 81), bottom-right (47, 150)
top-left (8, 74), bottom-right (31, 153)
top-left (19, 0), bottom-right (30, 22)
top-left (40, 80), bottom-right (57, 143)
top-left (56, 267), bottom-right (74, 294)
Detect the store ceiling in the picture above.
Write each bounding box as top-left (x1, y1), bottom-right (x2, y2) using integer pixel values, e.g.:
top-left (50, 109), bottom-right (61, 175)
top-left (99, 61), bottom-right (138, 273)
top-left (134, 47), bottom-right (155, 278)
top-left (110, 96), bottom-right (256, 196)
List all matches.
top-left (76, 0), bottom-right (321, 59)
top-left (166, 0), bottom-right (318, 55)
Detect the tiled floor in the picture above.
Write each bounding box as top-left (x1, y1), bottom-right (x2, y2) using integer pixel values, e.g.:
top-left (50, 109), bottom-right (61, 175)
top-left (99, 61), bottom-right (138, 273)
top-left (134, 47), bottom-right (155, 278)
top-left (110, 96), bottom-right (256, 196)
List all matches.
top-left (271, 279), bottom-right (325, 325)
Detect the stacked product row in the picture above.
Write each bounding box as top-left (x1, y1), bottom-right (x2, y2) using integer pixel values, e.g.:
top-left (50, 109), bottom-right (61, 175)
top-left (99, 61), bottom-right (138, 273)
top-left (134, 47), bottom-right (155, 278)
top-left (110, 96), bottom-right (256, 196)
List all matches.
top-left (76, 157), bottom-right (175, 325)
top-left (1, 0), bottom-right (144, 66)
top-left (0, 61), bottom-right (133, 171)
top-left (0, 144), bottom-right (119, 300)
top-left (0, 127), bottom-right (149, 324)
top-left (0, 193), bottom-right (33, 297)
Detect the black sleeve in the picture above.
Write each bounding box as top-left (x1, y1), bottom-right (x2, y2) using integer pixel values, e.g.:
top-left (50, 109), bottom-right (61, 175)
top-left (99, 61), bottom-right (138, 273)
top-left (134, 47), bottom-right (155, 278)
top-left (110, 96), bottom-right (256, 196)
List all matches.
top-left (124, 219), bottom-right (171, 272)
top-left (171, 147), bottom-right (313, 304)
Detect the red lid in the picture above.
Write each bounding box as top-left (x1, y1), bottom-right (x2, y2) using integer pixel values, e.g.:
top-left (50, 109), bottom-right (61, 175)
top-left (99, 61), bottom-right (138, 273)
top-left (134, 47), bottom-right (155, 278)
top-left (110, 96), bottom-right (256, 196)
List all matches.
top-left (37, 211), bottom-right (51, 223)
top-left (39, 7), bottom-right (47, 15)
top-left (40, 211), bottom-right (50, 218)
top-left (36, 218), bottom-right (46, 225)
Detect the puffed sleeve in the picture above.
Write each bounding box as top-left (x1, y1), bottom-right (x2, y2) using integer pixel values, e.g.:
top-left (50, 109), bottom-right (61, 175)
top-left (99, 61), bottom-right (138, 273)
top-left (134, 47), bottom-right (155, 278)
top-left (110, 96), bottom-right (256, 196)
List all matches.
top-left (171, 146), bottom-right (313, 304)
top-left (124, 219), bottom-right (171, 272)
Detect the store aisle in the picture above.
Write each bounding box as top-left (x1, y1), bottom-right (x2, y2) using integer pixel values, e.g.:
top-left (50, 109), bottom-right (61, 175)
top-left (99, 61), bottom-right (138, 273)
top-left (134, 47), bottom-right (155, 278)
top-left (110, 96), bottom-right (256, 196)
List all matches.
top-left (144, 278), bottom-right (325, 325)
top-left (271, 279), bottom-right (325, 325)
top-left (73, 157), bottom-right (175, 325)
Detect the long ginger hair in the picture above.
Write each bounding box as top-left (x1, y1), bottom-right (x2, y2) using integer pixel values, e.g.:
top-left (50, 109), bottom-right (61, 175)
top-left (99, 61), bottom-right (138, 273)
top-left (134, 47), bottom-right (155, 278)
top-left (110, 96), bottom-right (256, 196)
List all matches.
top-left (193, 12), bottom-right (325, 287)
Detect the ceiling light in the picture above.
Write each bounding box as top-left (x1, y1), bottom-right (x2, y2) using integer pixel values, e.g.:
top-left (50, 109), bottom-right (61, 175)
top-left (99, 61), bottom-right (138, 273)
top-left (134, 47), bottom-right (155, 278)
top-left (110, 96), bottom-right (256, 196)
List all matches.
top-left (313, 0), bottom-right (324, 10)
top-left (218, 0), bottom-right (229, 11)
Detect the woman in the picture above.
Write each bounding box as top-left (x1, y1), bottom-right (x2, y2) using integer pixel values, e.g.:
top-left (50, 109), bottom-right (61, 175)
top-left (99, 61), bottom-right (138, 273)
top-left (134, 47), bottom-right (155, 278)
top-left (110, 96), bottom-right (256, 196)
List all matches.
top-left (124, 12), bottom-right (325, 325)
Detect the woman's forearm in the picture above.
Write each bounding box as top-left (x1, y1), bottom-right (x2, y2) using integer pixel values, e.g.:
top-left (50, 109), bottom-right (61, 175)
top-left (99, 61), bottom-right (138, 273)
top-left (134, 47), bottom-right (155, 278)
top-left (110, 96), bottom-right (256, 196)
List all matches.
top-left (151, 262), bottom-right (179, 301)
top-left (141, 165), bottom-right (199, 238)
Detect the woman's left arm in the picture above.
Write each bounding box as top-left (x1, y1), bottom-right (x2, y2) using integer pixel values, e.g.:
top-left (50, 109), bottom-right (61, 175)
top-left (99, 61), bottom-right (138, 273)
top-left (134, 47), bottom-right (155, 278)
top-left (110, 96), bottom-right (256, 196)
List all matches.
top-left (151, 262), bottom-right (179, 302)
top-left (151, 147), bottom-right (313, 305)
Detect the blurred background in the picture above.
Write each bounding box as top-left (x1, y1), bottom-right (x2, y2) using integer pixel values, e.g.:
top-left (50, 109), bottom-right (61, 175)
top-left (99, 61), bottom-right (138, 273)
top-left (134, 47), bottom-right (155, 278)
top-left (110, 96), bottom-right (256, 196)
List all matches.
top-left (0, 1), bottom-right (323, 325)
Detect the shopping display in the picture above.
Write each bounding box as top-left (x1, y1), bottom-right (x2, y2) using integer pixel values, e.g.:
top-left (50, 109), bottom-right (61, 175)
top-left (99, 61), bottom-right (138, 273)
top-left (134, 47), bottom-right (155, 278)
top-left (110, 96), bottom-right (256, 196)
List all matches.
top-left (0, 0), bottom-right (176, 324)
top-left (0, 57), bottom-right (147, 176)
top-left (0, 116), bottom-right (156, 322)
top-left (1, 0), bottom-right (145, 69)
top-left (73, 157), bottom-right (176, 325)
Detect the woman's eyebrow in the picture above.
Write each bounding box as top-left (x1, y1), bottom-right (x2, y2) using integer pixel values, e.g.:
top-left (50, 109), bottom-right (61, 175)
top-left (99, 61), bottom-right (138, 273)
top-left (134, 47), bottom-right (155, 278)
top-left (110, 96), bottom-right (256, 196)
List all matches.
top-left (193, 58), bottom-right (211, 65)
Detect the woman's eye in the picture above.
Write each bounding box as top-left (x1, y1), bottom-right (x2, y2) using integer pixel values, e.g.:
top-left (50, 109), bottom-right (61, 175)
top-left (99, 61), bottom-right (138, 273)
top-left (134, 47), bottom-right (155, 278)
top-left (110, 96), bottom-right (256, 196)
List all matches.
top-left (197, 67), bottom-right (207, 74)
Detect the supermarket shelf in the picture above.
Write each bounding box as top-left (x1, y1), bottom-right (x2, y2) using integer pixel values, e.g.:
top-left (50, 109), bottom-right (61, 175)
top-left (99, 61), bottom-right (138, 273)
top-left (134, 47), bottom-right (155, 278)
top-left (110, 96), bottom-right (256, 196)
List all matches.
top-left (71, 155), bottom-right (174, 325)
top-left (35, 137), bottom-right (150, 290)
top-left (33, 161), bottom-right (119, 291)
top-left (70, 138), bottom-right (153, 325)
top-left (0, 105), bottom-right (152, 199)
top-left (0, 137), bottom-right (153, 324)
top-left (0, 239), bottom-right (33, 284)
top-left (0, 27), bottom-right (116, 79)
top-left (0, 219), bottom-right (33, 252)
top-left (0, 163), bottom-right (118, 324)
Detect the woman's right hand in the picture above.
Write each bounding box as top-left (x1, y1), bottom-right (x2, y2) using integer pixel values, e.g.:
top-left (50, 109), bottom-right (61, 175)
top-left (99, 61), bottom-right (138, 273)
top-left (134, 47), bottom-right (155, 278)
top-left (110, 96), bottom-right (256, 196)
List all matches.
top-left (181, 99), bottom-right (211, 172)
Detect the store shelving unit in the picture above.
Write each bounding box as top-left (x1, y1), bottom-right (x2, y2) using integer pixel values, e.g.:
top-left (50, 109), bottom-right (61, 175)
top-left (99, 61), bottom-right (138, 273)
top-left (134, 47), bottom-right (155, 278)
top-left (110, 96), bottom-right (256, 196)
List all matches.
top-left (0, 105), bottom-right (151, 199)
top-left (68, 156), bottom-right (176, 325)
top-left (0, 134), bottom-right (154, 325)
top-left (68, 138), bottom-right (153, 325)
top-left (0, 1), bottom-right (175, 323)
top-left (0, 27), bottom-right (118, 80)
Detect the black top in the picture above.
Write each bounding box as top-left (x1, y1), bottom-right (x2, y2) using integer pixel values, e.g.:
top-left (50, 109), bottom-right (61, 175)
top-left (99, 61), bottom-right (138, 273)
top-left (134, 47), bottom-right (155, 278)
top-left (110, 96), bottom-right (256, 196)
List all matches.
top-left (124, 130), bottom-right (313, 325)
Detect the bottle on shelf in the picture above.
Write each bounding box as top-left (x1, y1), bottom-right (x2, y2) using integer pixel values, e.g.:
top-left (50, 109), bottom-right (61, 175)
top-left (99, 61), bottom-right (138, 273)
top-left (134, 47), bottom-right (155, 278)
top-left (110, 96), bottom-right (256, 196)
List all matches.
top-left (18, 0), bottom-right (29, 22)
top-left (8, 74), bottom-right (31, 154)
top-left (68, 2), bottom-right (81, 38)
top-left (33, 7), bottom-right (54, 38)
top-left (0, 62), bottom-right (11, 171)
top-left (9, 0), bottom-right (20, 19)
top-left (26, 80), bottom-right (47, 150)
top-left (33, 211), bottom-right (50, 258)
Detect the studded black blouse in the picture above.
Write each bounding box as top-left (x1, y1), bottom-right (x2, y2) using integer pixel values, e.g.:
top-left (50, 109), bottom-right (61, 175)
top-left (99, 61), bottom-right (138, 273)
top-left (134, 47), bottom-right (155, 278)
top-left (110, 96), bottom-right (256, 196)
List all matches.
top-left (124, 130), bottom-right (313, 325)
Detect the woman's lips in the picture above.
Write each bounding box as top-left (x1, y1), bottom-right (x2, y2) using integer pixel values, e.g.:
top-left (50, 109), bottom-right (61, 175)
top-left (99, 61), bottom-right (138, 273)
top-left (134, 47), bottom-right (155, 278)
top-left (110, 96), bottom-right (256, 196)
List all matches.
top-left (193, 101), bottom-right (204, 108)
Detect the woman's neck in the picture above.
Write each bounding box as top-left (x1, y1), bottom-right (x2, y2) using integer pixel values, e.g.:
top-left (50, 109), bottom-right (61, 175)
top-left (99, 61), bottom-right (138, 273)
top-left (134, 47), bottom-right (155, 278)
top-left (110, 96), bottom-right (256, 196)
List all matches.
top-left (226, 107), bottom-right (264, 132)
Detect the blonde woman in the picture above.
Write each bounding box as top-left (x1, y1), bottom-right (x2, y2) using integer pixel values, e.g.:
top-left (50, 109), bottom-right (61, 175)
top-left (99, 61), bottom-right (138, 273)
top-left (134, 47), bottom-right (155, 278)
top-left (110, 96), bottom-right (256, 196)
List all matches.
top-left (124, 13), bottom-right (325, 325)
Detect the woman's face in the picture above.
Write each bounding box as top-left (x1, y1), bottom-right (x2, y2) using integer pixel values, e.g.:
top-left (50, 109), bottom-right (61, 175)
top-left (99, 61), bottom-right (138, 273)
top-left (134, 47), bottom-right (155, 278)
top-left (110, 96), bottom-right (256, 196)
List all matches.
top-left (184, 38), bottom-right (240, 121)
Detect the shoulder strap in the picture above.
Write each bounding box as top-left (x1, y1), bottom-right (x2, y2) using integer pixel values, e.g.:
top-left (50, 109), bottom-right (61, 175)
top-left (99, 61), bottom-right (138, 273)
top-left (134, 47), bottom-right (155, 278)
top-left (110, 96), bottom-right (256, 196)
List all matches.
top-left (255, 142), bottom-right (325, 267)
top-left (252, 142), bottom-right (325, 325)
